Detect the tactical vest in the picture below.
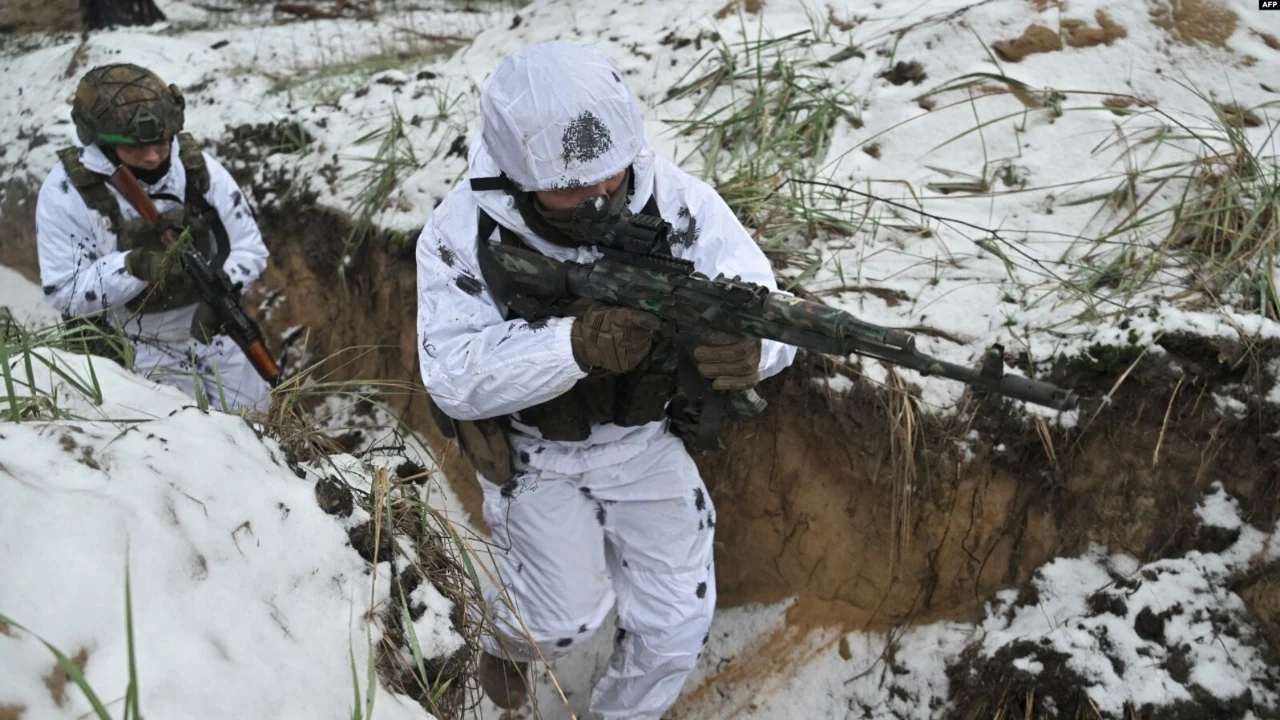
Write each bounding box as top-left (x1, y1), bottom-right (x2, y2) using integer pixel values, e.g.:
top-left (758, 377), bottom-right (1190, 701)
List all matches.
top-left (57, 133), bottom-right (230, 312)
top-left (472, 196), bottom-right (681, 443)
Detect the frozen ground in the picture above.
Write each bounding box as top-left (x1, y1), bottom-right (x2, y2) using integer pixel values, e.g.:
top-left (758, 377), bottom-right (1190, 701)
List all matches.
top-left (3, 0), bottom-right (1278, 413)
top-left (0, 345), bottom-right (465, 719)
top-left (665, 485), bottom-right (1280, 720)
top-left (4, 0), bottom-right (1280, 717)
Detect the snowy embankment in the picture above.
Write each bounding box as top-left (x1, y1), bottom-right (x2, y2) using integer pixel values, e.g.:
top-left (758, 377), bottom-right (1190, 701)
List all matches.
top-left (0, 347), bottom-right (464, 719)
top-left (4, 0), bottom-right (1279, 414)
top-left (4, 0), bottom-right (1280, 717)
top-left (666, 483), bottom-right (1280, 720)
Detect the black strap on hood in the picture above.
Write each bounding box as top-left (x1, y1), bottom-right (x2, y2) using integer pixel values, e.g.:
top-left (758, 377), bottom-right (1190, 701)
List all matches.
top-left (469, 169), bottom-right (651, 249)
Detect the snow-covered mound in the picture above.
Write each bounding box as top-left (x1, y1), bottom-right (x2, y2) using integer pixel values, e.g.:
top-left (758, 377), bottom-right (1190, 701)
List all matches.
top-left (952, 486), bottom-right (1280, 717)
top-left (4, 1), bottom-right (1280, 718)
top-left (0, 349), bottom-right (462, 719)
top-left (666, 483), bottom-right (1280, 720)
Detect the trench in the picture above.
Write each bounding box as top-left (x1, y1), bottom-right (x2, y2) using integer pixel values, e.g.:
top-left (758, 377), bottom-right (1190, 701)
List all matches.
top-left (4, 155), bottom-right (1280, 683)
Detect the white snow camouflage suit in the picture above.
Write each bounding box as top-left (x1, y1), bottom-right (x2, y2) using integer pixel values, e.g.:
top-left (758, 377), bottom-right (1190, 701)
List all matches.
top-left (416, 42), bottom-right (797, 718)
top-left (35, 136), bottom-right (271, 411)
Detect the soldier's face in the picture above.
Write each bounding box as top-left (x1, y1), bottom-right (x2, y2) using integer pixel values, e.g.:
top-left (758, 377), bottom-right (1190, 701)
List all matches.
top-left (114, 141), bottom-right (171, 171)
top-left (534, 169), bottom-right (628, 211)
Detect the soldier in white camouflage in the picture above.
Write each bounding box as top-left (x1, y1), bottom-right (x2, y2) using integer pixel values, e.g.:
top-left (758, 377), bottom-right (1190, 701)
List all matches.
top-left (416, 42), bottom-right (797, 718)
top-left (36, 63), bottom-right (270, 410)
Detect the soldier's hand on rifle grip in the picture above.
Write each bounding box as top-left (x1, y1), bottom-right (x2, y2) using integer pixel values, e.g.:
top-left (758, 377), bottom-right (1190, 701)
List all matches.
top-left (693, 331), bottom-right (761, 391)
top-left (570, 306), bottom-right (662, 374)
top-left (189, 302), bottom-right (221, 344)
top-left (124, 248), bottom-right (186, 288)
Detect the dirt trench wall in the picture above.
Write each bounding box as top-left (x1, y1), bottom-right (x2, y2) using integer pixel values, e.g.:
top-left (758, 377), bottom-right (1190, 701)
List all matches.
top-left (4, 179), bottom-right (1279, 643)
top-left (706, 352), bottom-right (1280, 631)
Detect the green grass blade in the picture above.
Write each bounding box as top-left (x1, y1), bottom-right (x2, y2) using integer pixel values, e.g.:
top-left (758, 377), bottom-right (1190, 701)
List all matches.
top-left (123, 558), bottom-right (140, 720)
top-left (363, 624), bottom-right (377, 719)
top-left (398, 586), bottom-right (430, 692)
top-left (0, 612), bottom-right (114, 720)
top-left (349, 644), bottom-right (363, 720)
top-left (0, 337), bottom-right (20, 422)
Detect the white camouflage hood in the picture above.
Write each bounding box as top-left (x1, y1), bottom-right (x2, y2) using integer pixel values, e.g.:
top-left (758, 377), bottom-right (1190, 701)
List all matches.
top-left (475, 41), bottom-right (646, 192)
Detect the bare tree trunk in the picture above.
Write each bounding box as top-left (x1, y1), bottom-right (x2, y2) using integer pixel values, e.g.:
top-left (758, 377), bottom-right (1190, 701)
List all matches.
top-left (79, 0), bottom-right (166, 29)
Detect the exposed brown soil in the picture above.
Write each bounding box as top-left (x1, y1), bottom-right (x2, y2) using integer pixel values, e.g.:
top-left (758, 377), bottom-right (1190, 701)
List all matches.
top-left (1030, 0), bottom-right (1064, 12)
top-left (0, 0), bottom-right (80, 34)
top-left (1242, 572), bottom-right (1280, 652)
top-left (233, 194), bottom-right (490, 530)
top-left (1217, 102), bottom-right (1264, 128)
top-left (0, 181), bottom-right (41, 286)
top-left (0, 705), bottom-right (26, 720)
top-left (828, 7), bottom-right (857, 32)
top-left (1062, 10), bottom-right (1127, 48)
top-left (713, 0), bottom-right (762, 21)
top-left (1150, 0), bottom-right (1238, 48)
top-left (5, 129), bottom-right (1280, 714)
top-left (993, 11), bottom-right (1128, 63)
top-left (42, 647), bottom-right (88, 707)
top-left (1257, 30), bottom-right (1280, 51)
top-left (992, 24), bottom-right (1061, 62)
top-left (1103, 96), bottom-right (1136, 115)
top-left (710, 350), bottom-right (1280, 624)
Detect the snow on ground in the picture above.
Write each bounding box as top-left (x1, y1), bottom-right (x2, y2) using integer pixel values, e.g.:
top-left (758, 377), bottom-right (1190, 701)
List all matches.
top-left (9, 346), bottom-right (1269, 720)
top-left (4, 0), bottom-right (1279, 410)
top-left (0, 266), bottom-right (60, 327)
top-left (0, 347), bottom-right (463, 720)
top-left (5, 0), bottom-right (1280, 717)
top-left (650, 483), bottom-right (1280, 720)
top-left (954, 485), bottom-right (1280, 717)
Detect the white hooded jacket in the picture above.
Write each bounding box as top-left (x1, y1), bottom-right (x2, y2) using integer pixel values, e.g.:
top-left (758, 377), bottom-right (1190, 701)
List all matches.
top-left (416, 43), bottom-right (797, 475)
top-left (35, 136), bottom-right (269, 344)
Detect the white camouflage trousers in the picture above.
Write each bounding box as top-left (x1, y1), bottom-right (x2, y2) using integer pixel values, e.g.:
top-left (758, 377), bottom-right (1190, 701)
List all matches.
top-left (479, 431), bottom-right (716, 719)
top-left (133, 335), bottom-right (272, 412)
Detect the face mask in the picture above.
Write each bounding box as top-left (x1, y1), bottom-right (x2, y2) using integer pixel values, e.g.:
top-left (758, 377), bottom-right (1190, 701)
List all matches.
top-left (533, 179), bottom-right (630, 246)
top-left (104, 145), bottom-right (172, 185)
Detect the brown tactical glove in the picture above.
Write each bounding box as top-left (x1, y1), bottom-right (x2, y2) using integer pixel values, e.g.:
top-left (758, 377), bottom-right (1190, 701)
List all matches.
top-left (124, 248), bottom-right (187, 289)
top-left (693, 331), bottom-right (762, 390)
top-left (570, 306), bottom-right (662, 374)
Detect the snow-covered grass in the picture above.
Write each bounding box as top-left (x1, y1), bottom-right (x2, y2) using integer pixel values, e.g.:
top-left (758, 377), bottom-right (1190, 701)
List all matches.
top-left (0, 322), bottom-right (134, 422)
top-left (0, 274), bottom-right (485, 718)
top-left (0, 346), bottom-right (467, 719)
top-left (4, 0), bottom-right (1280, 717)
top-left (6, 0), bottom-right (1275, 414)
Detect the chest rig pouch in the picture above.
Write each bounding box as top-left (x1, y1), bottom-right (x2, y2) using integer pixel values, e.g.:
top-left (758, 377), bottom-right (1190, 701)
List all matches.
top-left (472, 196), bottom-right (680, 443)
top-left (57, 133), bottom-right (231, 313)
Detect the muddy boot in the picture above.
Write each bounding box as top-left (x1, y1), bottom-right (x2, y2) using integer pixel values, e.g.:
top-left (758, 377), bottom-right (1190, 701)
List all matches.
top-left (478, 651), bottom-right (529, 709)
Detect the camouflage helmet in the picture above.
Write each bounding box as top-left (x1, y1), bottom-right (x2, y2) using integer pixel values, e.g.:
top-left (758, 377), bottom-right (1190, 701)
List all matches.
top-left (71, 64), bottom-right (185, 146)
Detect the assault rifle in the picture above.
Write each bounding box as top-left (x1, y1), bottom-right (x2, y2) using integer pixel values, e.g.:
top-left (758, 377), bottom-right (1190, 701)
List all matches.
top-left (109, 165), bottom-right (280, 386)
top-left (481, 196), bottom-right (1078, 452)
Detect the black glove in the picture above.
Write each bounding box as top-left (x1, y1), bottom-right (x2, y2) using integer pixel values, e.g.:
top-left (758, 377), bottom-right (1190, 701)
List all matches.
top-left (189, 302), bottom-right (222, 344)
